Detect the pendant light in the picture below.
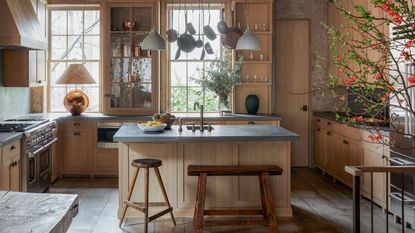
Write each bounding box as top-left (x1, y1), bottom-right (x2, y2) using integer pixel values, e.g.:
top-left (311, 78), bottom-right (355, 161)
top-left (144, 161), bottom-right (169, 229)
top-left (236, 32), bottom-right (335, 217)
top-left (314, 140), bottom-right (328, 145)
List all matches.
top-left (142, 28), bottom-right (166, 50)
top-left (236, 1), bottom-right (261, 50)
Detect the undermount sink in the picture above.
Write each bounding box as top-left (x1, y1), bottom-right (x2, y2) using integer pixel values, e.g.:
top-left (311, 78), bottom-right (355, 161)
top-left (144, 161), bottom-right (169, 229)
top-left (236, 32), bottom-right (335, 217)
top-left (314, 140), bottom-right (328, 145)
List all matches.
top-left (186, 125), bottom-right (214, 131)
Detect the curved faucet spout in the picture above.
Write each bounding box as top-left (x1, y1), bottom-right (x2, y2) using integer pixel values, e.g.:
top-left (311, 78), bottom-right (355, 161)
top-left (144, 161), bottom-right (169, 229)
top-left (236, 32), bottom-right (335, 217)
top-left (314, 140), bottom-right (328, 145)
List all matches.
top-left (193, 102), bottom-right (204, 132)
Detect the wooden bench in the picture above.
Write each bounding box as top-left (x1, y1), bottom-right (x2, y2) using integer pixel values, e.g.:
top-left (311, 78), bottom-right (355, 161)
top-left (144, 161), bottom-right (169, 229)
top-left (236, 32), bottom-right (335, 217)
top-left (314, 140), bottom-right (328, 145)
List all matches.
top-left (188, 165), bottom-right (282, 233)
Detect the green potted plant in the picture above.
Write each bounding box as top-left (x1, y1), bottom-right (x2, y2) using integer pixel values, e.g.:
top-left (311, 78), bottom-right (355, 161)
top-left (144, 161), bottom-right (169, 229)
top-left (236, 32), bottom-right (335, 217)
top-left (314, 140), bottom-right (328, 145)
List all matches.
top-left (197, 52), bottom-right (241, 115)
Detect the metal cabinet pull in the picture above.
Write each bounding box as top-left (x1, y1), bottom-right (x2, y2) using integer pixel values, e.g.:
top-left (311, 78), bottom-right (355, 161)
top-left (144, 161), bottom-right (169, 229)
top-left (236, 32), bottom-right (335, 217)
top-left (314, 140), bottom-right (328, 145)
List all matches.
top-left (326, 131), bottom-right (331, 135)
top-left (327, 122), bottom-right (331, 126)
top-left (10, 145), bottom-right (15, 150)
top-left (317, 119), bottom-right (321, 122)
top-left (248, 121), bottom-right (255, 125)
top-left (73, 132), bottom-right (81, 136)
top-left (73, 122), bottom-right (81, 126)
top-left (343, 140), bottom-right (349, 145)
top-left (316, 128), bottom-right (320, 131)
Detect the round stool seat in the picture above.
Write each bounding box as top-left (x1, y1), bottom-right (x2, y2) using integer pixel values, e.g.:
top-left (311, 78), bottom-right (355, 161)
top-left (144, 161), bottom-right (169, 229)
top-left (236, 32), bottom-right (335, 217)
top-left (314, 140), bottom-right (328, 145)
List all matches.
top-left (131, 159), bottom-right (162, 168)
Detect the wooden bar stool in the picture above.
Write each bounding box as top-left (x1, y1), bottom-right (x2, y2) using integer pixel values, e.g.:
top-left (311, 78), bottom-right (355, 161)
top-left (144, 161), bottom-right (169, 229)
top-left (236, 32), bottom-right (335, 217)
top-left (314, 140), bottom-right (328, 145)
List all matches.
top-left (119, 159), bottom-right (176, 232)
top-left (188, 165), bottom-right (282, 233)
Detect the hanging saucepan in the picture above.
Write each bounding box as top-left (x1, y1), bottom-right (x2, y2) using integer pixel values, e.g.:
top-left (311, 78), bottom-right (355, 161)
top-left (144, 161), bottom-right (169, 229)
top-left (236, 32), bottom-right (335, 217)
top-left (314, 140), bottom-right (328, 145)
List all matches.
top-left (217, 8), bottom-right (229, 35)
top-left (221, 1), bottom-right (241, 49)
top-left (177, 1), bottom-right (196, 53)
top-left (195, 0), bottom-right (203, 48)
top-left (166, 0), bottom-right (178, 42)
top-left (203, 0), bottom-right (217, 41)
top-left (186, 2), bottom-right (196, 35)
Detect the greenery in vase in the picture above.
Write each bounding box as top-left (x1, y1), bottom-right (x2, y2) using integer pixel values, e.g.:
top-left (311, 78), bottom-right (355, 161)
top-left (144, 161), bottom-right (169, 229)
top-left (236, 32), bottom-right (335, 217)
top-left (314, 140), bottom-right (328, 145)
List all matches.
top-left (196, 52), bottom-right (242, 109)
top-left (320, 0), bottom-right (415, 146)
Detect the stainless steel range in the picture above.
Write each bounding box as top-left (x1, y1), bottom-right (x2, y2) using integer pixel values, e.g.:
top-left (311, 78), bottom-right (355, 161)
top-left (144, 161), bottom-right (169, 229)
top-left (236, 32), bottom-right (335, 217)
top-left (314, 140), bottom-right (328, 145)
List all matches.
top-left (0, 118), bottom-right (57, 192)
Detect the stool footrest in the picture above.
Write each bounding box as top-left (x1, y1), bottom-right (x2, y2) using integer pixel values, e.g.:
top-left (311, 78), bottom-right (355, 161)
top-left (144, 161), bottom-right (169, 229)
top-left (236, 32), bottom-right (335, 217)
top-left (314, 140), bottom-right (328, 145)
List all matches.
top-left (148, 207), bottom-right (174, 222)
top-left (205, 218), bottom-right (267, 226)
top-left (125, 201), bottom-right (169, 212)
top-left (204, 209), bottom-right (264, 216)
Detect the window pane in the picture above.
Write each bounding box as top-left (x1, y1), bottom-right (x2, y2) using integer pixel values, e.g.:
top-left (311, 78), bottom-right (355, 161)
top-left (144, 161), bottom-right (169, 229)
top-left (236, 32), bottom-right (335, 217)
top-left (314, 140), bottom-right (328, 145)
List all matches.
top-left (187, 62), bottom-right (202, 86)
top-left (84, 10), bottom-right (100, 35)
top-left (204, 89), bottom-right (218, 112)
top-left (84, 36), bottom-right (100, 60)
top-left (67, 36), bottom-right (83, 60)
top-left (171, 87), bottom-right (187, 112)
top-left (51, 11), bottom-right (67, 35)
top-left (83, 87), bottom-right (100, 112)
top-left (68, 11), bottom-right (83, 35)
top-left (170, 62), bottom-right (187, 86)
top-left (83, 62), bottom-right (100, 83)
top-left (50, 62), bottom-right (67, 84)
top-left (50, 87), bottom-right (68, 112)
top-left (51, 36), bottom-right (66, 60)
top-left (188, 87), bottom-right (204, 113)
top-left (49, 9), bottom-right (100, 113)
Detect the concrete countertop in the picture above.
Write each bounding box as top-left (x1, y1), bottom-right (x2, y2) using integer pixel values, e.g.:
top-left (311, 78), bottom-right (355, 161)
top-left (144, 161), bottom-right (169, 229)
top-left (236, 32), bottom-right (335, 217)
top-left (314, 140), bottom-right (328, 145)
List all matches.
top-left (313, 111), bottom-right (390, 132)
top-left (0, 113), bottom-right (282, 147)
top-left (113, 124), bottom-right (298, 142)
top-left (0, 132), bottom-right (24, 147)
top-left (17, 113), bottom-right (282, 122)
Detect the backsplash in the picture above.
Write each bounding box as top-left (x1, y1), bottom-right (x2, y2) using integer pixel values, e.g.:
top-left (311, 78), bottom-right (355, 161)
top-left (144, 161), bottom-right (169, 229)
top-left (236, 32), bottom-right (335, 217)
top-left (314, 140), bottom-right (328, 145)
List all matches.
top-left (0, 51), bottom-right (31, 120)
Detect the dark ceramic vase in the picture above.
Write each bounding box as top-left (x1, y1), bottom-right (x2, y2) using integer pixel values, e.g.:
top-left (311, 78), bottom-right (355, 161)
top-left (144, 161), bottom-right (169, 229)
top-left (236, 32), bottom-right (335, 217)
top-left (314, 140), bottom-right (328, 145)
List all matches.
top-left (245, 95), bottom-right (259, 114)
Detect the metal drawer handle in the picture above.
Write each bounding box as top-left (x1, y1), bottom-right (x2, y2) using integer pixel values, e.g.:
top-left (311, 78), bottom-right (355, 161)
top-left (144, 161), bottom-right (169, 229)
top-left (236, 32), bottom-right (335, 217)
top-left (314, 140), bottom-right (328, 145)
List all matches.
top-left (74, 132), bottom-right (81, 136)
top-left (73, 122), bottom-right (81, 126)
top-left (390, 192), bottom-right (415, 205)
top-left (326, 131), bottom-right (331, 135)
top-left (248, 121), bottom-right (255, 125)
top-left (343, 140), bottom-right (349, 145)
top-left (316, 128), bottom-right (320, 131)
top-left (10, 145), bottom-right (15, 150)
top-left (327, 122), bottom-right (331, 126)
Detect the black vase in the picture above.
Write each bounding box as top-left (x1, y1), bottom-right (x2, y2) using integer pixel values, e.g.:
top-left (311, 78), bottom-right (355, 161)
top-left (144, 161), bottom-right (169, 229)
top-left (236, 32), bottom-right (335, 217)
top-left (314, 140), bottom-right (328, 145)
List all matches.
top-left (245, 95), bottom-right (259, 114)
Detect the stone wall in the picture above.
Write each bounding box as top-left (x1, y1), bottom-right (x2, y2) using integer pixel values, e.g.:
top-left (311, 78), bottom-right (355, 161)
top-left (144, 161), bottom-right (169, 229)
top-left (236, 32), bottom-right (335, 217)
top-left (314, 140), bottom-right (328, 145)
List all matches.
top-left (275, 0), bottom-right (342, 112)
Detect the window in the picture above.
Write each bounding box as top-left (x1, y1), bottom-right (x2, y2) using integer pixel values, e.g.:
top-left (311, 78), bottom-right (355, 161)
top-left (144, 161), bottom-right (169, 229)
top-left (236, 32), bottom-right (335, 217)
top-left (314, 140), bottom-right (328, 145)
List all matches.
top-left (168, 6), bottom-right (222, 113)
top-left (48, 7), bottom-right (100, 112)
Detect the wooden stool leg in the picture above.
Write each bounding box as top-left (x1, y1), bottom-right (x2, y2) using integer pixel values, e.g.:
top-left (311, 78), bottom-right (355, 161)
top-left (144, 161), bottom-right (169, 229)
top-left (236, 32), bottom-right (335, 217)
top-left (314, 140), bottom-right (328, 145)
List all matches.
top-left (194, 173), bottom-right (207, 233)
top-left (144, 168), bottom-right (150, 233)
top-left (261, 172), bottom-right (278, 233)
top-left (154, 167), bottom-right (177, 226)
top-left (119, 167), bottom-right (140, 227)
top-left (259, 174), bottom-right (268, 223)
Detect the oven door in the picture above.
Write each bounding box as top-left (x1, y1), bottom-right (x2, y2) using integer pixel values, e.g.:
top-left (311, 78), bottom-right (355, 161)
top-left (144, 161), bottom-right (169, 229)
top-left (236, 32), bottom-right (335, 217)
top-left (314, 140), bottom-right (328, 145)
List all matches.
top-left (97, 124), bottom-right (120, 149)
top-left (388, 151), bottom-right (415, 228)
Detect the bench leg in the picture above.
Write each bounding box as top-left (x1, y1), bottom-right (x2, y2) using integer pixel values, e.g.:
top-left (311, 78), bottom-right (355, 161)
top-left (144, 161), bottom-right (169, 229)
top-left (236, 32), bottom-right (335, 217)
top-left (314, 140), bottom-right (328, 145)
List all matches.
top-left (261, 172), bottom-right (278, 233)
top-left (144, 168), bottom-right (149, 233)
top-left (194, 173), bottom-right (207, 233)
top-left (154, 167), bottom-right (176, 226)
top-left (259, 175), bottom-right (268, 224)
top-left (119, 167), bottom-right (140, 227)
top-left (193, 173), bottom-right (202, 226)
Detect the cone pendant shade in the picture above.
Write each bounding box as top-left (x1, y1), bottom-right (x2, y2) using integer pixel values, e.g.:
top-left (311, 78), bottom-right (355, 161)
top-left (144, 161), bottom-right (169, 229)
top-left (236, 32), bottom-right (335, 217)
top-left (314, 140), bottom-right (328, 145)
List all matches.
top-left (236, 29), bottom-right (261, 50)
top-left (142, 28), bottom-right (166, 50)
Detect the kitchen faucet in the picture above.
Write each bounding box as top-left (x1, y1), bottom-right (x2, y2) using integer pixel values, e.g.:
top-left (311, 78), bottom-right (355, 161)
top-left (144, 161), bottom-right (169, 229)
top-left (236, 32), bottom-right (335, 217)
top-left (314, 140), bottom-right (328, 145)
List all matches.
top-left (193, 102), bottom-right (204, 132)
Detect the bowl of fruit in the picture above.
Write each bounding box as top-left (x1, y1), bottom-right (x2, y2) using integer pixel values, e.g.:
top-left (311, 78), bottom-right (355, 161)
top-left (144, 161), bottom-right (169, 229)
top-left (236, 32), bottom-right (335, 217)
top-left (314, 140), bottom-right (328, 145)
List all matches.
top-left (138, 121), bottom-right (167, 132)
top-left (153, 113), bottom-right (176, 130)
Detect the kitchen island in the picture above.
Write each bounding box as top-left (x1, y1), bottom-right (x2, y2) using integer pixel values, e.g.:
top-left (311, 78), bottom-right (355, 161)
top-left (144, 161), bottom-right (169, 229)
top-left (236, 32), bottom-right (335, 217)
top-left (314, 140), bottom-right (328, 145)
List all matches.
top-left (114, 124), bottom-right (298, 218)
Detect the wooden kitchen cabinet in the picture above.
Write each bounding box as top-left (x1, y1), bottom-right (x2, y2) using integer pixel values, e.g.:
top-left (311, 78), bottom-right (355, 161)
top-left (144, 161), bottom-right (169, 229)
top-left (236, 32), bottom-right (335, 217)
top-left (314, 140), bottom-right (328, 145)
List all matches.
top-left (1, 140), bottom-right (22, 191)
top-left (334, 135), bottom-right (363, 186)
top-left (93, 148), bottom-right (118, 176)
top-left (62, 131), bottom-right (93, 177)
top-left (362, 141), bottom-right (388, 208)
top-left (314, 126), bottom-right (326, 168)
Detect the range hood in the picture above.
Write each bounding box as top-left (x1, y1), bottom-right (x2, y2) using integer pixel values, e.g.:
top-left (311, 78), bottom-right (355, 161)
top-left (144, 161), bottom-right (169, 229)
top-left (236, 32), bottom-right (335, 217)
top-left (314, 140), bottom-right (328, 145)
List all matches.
top-left (0, 0), bottom-right (47, 50)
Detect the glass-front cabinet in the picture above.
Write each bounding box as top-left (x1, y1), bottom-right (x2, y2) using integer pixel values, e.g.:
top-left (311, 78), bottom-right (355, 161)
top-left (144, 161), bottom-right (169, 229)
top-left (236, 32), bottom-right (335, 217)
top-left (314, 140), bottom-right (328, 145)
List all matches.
top-left (103, 2), bottom-right (158, 115)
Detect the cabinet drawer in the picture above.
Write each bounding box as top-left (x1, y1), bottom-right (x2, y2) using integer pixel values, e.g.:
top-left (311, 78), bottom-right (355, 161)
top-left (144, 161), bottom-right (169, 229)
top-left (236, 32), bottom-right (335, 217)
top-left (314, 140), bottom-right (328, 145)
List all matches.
top-left (2, 140), bottom-right (21, 163)
top-left (62, 121), bottom-right (93, 132)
